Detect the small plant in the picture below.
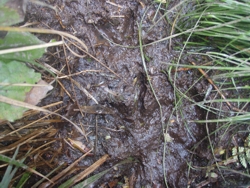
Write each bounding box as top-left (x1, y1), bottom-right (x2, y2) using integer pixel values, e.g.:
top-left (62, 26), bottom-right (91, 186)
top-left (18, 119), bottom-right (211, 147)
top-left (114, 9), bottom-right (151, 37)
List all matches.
top-left (163, 0), bottom-right (250, 186)
top-left (179, 0), bottom-right (250, 56)
top-left (0, 31), bottom-right (46, 121)
top-left (0, 0), bottom-right (49, 121)
top-left (232, 134), bottom-right (250, 168)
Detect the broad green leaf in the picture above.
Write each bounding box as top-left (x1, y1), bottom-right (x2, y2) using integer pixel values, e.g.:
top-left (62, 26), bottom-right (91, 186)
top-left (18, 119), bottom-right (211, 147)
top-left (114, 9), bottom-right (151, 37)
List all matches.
top-left (0, 31), bottom-right (46, 64)
top-left (0, 1), bottom-right (25, 26)
top-left (0, 60), bottom-right (41, 121)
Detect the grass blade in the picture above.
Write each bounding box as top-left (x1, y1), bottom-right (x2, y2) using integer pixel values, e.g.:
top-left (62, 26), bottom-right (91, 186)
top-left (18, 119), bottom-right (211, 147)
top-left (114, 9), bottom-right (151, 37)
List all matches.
top-left (73, 157), bottom-right (136, 188)
top-left (16, 170), bottom-right (33, 188)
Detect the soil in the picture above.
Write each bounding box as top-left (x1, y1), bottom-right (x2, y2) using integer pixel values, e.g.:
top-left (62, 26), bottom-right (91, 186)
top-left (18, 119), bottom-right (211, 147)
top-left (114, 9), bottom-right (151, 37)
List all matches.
top-left (11, 0), bottom-right (243, 187)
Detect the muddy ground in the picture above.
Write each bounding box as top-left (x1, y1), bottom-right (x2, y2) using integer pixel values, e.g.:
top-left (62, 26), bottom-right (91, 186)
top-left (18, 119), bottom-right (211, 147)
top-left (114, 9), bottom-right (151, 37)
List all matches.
top-left (20, 0), bottom-right (231, 187)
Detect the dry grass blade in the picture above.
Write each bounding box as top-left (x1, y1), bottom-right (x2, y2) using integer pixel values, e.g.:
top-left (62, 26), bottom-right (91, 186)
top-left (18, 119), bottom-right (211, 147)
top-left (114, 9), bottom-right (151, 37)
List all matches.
top-left (75, 105), bottom-right (115, 114)
top-left (191, 62), bottom-right (243, 112)
top-left (28, 139), bottom-right (57, 157)
top-left (29, 0), bottom-right (58, 12)
top-left (40, 61), bottom-right (99, 104)
top-left (38, 149), bottom-right (93, 188)
top-left (67, 138), bottom-right (92, 155)
top-left (0, 41), bottom-right (64, 55)
top-left (56, 70), bottom-right (102, 79)
top-left (64, 38), bottom-right (126, 83)
top-left (31, 163), bottom-right (66, 188)
top-left (0, 125), bottom-right (60, 185)
top-left (72, 154), bottom-right (109, 184)
top-left (106, 1), bottom-right (124, 8)
top-left (0, 150), bottom-right (53, 184)
top-left (1, 107), bottom-right (64, 139)
top-left (60, 154), bottom-right (109, 187)
top-left (0, 127), bottom-right (57, 169)
top-left (0, 95), bottom-right (85, 136)
top-left (70, 79), bottom-right (99, 104)
top-left (0, 26), bottom-right (88, 52)
top-left (0, 128), bottom-right (50, 154)
top-left (169, 12), bottom-right (180, 51)
top-left (6, 122), bottom-right (21, 138)
top-left (0, 101), bottom-right (63, 126)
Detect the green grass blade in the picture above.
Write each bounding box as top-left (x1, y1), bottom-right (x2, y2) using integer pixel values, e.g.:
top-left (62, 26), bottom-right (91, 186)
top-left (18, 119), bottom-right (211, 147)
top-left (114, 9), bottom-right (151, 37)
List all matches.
top-left (0, 146), bottom-right (20, 188)
top-left (73, 157), bottom-right (135, 188)
top-left (31, 163), bottom-right (65, 188)
top-left (16, 169), bottom-right (33, 188)
top-left (0, 154), bottom-right (49, 182)
top-left (73, 168), bottom-right (110, 188)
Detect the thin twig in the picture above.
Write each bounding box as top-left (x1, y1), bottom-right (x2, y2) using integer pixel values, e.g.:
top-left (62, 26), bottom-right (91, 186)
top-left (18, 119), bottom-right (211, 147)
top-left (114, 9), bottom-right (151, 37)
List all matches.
top-left (94, 115), bottom-right (98, 156)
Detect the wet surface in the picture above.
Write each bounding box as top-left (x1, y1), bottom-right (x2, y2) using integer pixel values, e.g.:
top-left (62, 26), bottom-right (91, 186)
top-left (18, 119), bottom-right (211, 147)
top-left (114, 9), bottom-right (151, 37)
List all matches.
top-left (25, 0), bottom-right (210, 187)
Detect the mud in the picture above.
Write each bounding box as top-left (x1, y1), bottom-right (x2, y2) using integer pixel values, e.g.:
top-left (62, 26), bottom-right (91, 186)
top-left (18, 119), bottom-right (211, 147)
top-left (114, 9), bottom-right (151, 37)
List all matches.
top-left (24, 0), bottom-right (210, 187)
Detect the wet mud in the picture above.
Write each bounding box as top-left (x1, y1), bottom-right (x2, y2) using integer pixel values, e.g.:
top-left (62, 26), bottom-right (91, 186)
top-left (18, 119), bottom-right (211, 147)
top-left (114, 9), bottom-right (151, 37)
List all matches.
top-left (25, 0), bottom-right (210, 187)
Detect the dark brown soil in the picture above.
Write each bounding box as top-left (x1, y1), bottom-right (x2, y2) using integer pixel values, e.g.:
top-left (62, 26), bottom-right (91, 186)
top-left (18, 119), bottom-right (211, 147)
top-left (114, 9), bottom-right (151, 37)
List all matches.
top-left (16, 0), bottom-right (233, 187)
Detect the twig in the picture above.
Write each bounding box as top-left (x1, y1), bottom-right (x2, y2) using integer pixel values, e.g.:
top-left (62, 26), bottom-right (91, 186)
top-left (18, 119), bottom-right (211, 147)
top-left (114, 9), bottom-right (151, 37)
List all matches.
top-left (94, 116), bottom-right (98, 156)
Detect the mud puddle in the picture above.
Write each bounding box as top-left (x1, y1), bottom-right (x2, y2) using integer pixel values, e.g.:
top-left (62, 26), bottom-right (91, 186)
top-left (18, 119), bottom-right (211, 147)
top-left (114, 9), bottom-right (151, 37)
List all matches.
top-left (24, 0), bottom-right (209, 187)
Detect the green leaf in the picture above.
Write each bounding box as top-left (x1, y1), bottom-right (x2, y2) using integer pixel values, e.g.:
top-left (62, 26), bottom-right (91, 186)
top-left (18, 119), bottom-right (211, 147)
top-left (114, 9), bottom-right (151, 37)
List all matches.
top-left (0, 31), bottom-right (46, 64)
top-left (0, 60), bottom-right (41, 121)
top-left (0, 1), bottom-right (25, 26)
